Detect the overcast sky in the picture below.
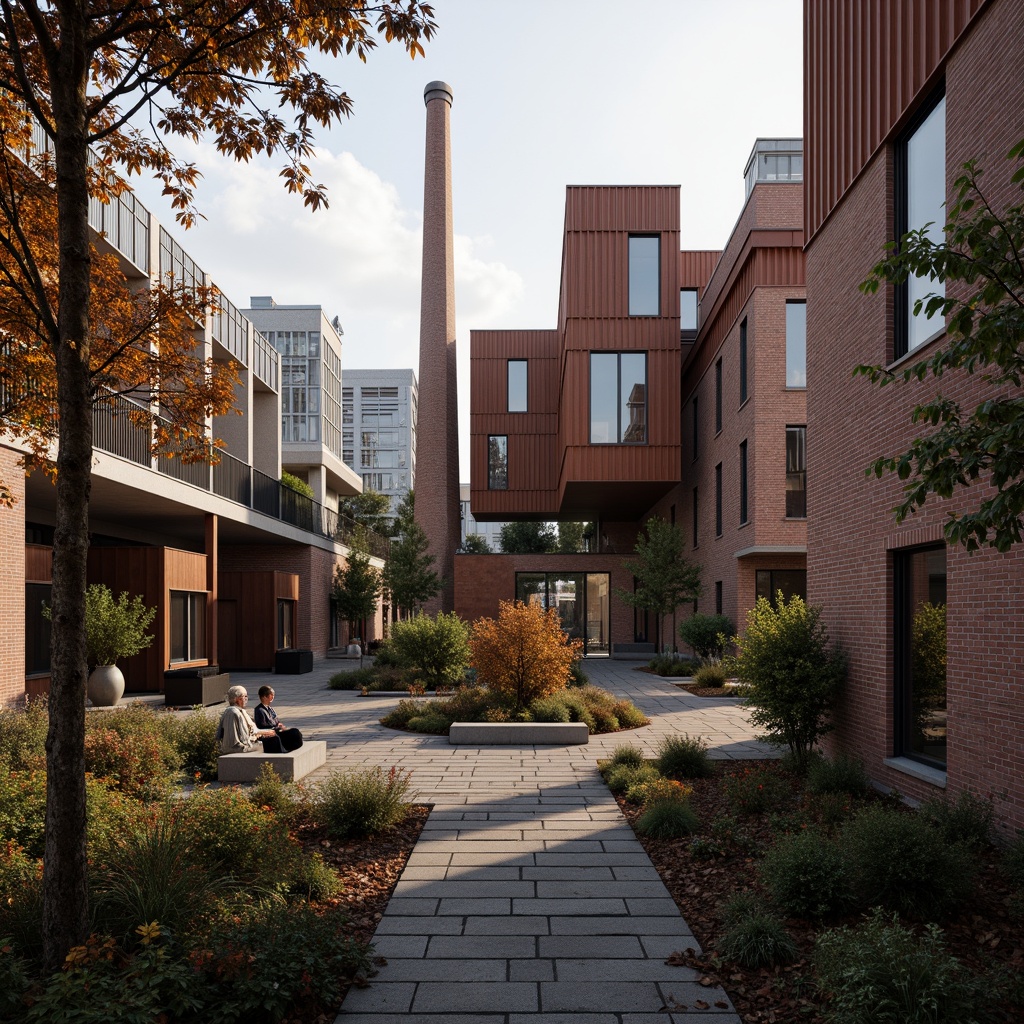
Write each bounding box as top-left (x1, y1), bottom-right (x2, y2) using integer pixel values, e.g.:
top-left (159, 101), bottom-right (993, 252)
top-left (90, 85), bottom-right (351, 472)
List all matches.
top-left (128, 0), bottom-right (804, 474)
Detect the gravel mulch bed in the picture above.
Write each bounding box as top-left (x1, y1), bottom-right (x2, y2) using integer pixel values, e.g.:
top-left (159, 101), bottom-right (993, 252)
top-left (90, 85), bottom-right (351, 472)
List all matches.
top-left (615, 760), bottom-right (1024, 1023)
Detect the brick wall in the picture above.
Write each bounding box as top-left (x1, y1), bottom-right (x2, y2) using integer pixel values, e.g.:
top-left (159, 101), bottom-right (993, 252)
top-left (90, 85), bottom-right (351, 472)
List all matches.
top-left (806, 0), bottom-right (1024, 834)
top-left (0, 446), bottom-right (25, 705)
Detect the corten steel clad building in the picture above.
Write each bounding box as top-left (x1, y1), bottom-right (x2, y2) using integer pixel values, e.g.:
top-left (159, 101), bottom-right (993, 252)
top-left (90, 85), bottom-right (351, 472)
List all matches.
top-left (459, 153), bottom-right (806, 655)
top-left (804, 0), bottom-right (1024, 832)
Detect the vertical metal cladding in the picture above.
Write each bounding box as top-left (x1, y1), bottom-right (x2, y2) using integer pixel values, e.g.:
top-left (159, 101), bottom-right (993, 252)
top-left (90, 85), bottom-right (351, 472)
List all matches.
top-left (804, 0), bottom-right (987, 243)
top-left (415, 81), bottom-right (460, 612)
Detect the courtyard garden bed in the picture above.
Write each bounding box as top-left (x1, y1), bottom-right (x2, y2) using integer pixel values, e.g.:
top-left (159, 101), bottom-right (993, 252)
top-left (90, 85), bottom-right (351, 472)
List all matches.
top-left (600, 743), bottom-right (1024, 1023)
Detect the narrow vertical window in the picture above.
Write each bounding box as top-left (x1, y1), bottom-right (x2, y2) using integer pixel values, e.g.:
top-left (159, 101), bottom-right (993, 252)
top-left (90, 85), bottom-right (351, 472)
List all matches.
top-left (894, 547), bottom-right (947, 767)
top-left (715, 463), bottom-right (723, 537)
top-left (488, 435), bottom-right (508, 490)
top-left (786, 426), bottom-right (807, 518)
top-left (898, 94), bottom-right (946, 357)
top-left (692, 488), bottom-right (698, 548)
top-left (692, 395), bottom-right (699, 461)
top-left (739, 318), bottom-right (748, 405)
top-left (508, 359), bottom-right (528, 413)
top-left (786, 301), bottom-right (806, 387)
top-left (715, 581), bottom-right (723, 616)
top-left (715, 357), bottom-right (722, 433)
top-left (739, 439), bottom-right (748, 524)
top-left (680, 288), bottom-right (698, 331)
top-left (629, 236), bottom-right (660, 315)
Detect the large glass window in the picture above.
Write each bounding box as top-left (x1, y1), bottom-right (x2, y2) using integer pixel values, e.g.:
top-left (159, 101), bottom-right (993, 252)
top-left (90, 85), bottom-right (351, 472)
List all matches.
top-left (589, 352), bottom-right (647, 444)
top-left (628, 236), bottom-right (660, 316)
top-left (899, 94), bottom-right (946, 356)
top-left (739, 318), bottom-right (748, 404)
top-left (515, 572), bottom-right (610, 656)
top-left (488, 435), bottom-right (508, 490)
top-left (170, 591), bottom-right (206, 663)
top-left (680, 289), bottom-right (698, 331)
top-left (786, 426), bottom-right (807, 518)
top-left (739, 440), bottom-right (748, 524)
top-left (895, 547), bottom-right (947, 768)
top-left (786, 301), bottom-right (806, 387)
top-left (508, 360), bottom-right (527, 413)
top-left (756, 569), bottom-right (807, 607)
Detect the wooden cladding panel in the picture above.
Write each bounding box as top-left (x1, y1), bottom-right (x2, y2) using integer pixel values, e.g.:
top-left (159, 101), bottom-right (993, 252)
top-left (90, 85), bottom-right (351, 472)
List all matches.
top-left (564, 186), bottom-right (680, 232)
top-left (804, 0), bottom-right (987, 242)
top-left (26, 544), bottom-right (52, 583)
top-left (218, 570), bottom-right (297, 670)
top-left (471, 330), bottom-right (560, 420)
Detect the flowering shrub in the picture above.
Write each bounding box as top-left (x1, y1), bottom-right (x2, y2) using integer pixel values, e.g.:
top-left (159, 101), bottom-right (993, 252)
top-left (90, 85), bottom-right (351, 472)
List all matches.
top-left (723, 766), bottom-right (791, 815)
top-left (313, 765), bottom-right (411, 838)
top-left (470, 600), bottom-right (582, 709)
top-left (627, 777), bottom-right (694, 809)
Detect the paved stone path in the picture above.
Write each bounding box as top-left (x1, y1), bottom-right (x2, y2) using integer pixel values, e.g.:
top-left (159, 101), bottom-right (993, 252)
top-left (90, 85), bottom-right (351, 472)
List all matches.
top-left (223, 658), bottom-right (774, 1023)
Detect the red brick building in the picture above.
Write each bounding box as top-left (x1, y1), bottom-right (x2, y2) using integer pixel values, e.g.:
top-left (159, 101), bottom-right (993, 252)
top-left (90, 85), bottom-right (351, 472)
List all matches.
top-left (460, 155), bottom-right (806, 653)
top-left (804, 0), bottom-right (1024, 832)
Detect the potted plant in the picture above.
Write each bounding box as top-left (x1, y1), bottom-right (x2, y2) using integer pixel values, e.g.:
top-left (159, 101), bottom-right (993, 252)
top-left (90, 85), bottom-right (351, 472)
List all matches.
top-left (81, 585), bottom-right (157, 706)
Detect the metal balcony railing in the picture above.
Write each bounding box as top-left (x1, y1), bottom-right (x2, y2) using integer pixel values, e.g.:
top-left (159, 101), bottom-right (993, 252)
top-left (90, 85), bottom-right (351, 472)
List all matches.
top-left (252, 329), bottom-right (278, 391)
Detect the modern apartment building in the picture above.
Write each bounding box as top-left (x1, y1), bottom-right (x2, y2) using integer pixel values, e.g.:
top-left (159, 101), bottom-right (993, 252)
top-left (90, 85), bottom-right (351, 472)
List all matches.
top-left (243, 297), bottom-right (362, 512)
top-left (804, 0), bottom-right (1024, 832)
top-left (459, 156), bottom-right (805, 653)
top-left (2, 185), bottom-right (383, 706)
top-left (341, 368), bottom-right (418, 517)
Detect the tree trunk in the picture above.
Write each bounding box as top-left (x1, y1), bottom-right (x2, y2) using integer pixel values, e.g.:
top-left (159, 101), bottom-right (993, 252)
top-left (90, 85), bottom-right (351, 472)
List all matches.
top-left (42, 15), bottom-right (93, 969)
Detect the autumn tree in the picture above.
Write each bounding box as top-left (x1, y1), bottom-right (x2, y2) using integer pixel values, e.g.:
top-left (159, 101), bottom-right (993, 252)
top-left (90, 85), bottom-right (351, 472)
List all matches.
top-left (384, 490), bottom-right (441, 617)
top-left (0, 0), bottom-right (436, 967)
top-left (470, 600), bottom-right (582, 710)
top-left (616, 517), bottom-right (702, 653)
top-left (858, 138), bottom-right (1024, 551)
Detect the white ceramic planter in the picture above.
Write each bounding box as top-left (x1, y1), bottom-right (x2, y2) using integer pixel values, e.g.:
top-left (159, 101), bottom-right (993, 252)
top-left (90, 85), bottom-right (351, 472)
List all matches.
top-left (87, 664), bottom-right (125, 707)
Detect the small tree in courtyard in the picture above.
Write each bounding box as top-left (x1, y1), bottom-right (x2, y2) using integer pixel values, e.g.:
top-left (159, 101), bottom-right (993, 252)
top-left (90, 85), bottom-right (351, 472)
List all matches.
top-left (470, 600), bottom-right (583, 710)
top-left (388, 612), bottom-right (471, 689)
top-left (732, 594), bottom-right (846, 768)
top-left (332, 535), bottom-right (381, 644)
top-left (616, 517), bottom-right (701, 653)
top-left (678, 613), bottom-right (734, 664)
top-left (384, 491), bottom-right (442, 617)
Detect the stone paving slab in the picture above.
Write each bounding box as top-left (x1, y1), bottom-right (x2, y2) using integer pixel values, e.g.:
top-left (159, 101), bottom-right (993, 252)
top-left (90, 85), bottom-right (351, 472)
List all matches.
top-left (219, 659), bottom-right (763, 1022)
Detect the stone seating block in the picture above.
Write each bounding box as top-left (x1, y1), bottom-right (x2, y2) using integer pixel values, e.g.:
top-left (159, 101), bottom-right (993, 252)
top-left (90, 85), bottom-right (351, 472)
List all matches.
top-left (448, 722), bottom-right (589, 746)
top-left (217, 740), bottom-right (327, 783)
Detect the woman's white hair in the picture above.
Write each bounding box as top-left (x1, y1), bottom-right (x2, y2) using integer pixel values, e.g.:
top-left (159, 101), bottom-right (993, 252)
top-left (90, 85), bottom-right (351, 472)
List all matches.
top-left (227, 685), bottom-right (247, 705)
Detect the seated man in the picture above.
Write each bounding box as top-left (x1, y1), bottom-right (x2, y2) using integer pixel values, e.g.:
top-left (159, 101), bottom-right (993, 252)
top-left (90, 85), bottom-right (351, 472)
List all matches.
top-left (218, 685), bottom-right (279, 754)
top-left (252, 685), bottom-right (303, 752)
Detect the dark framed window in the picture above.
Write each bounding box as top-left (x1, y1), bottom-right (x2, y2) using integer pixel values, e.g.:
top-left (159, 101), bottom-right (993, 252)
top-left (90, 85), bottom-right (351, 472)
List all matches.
top-left (628, 235), bottom-right (660, 316)
top-left (894, 546), bottom-right (947, 768)
top-left (277, 598), bottom-right (295, 650)
top-left (739, 440), bottom-right (748, 524)
top-left (507, 359), bottom-right (527, 413)
top-left (487, 435), bottom-right (508, 490)
top-left (170, 591), bottom-right (206, 662)
top-left (786, 425), bottom-right (807, 518)
top-left (896, 92), bottom-right (946, 358)
top-left (26, 582), bottom-right (52, 674)
top-left (786, 301), bottom-right (806, 387)
top-left (715, 463), bottom-right (723, 537)
top-left (515, 572), bottom-right (610, 657)
top-left (739, 318), bottom-right (748, 405)
top-left (755, 569), bottom-right (806, 607)
top-left (589, 352), bottom-right (647, 444)
top-left (692, 487), bottom-right (698, 548)
top-left (692, 394), bottom-right (699, 461)
top-left (715, 581), bottom-right (723, 616)
top-left (715, 358), bottom-right (722, 433)
top-left (680, 288), bottom-right (698, 331)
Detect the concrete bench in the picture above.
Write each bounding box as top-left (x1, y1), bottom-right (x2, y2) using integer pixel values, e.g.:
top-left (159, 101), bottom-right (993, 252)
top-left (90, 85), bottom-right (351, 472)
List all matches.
top-left (449, 722), bottom-right (589, 746)
top-left (217, 740), bottom-right (327, 783)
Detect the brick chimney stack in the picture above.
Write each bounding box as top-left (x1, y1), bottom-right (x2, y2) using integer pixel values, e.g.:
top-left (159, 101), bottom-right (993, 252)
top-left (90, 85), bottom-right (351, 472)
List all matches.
top-left (415, 81), bottom-right (459, 613)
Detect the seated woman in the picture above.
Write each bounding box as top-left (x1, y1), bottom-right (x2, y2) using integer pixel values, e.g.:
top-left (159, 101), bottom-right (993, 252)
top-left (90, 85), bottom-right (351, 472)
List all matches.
top-left (218, 685), bottom-right (278, 754)
top-left (252, 685), bottom-right (303, 753)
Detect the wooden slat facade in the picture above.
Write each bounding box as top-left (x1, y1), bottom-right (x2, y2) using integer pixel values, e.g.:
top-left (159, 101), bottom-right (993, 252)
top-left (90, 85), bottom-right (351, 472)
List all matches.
top-left (218, 570), bottom-right (299, 670)
top-left (804, 0), bottom-right (988, 243)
